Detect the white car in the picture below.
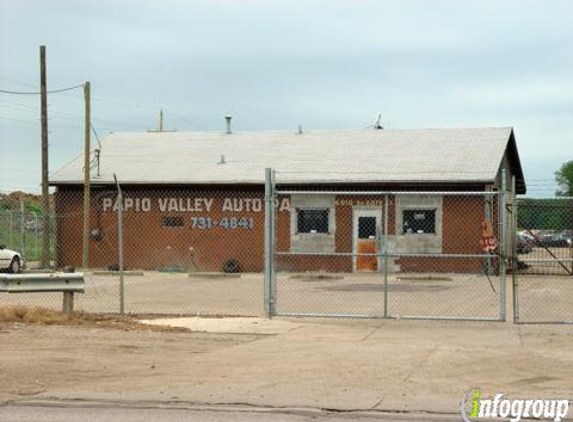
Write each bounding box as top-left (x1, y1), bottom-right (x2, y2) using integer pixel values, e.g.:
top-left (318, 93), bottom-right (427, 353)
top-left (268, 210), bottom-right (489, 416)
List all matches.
top-left (0, 245), bottom-right (22, 273)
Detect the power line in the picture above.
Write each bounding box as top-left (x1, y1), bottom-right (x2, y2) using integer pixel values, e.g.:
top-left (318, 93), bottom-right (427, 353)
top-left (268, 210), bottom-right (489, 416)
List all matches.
top-left (0, 113), bottom-right (98, 130)
top-left (0, 100), bottom-right (38, 112)
top-left (91, 97), bottom-right (158, 109)
top-left (0, 115), bottom-right (40, 125)
top-left (0, 84), bottom-right (84, 95)
top-left (1, 77), bottom-right (206, 129)
top-left (0, 99), bottom-right (145, 129)
top-left (163, 109), bottom-right (205, 131)
top-left (91, 123), bottom-right (102, 149)
top-left (0, 76), bottom-right (37, 89)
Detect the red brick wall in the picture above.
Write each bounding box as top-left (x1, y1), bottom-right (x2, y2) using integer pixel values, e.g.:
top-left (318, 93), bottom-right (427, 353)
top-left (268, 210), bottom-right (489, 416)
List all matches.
top-left (56, 187), bottom-right (266, 272)
top-left (55, 187), bottom-right (491, 273)
top-left (398, 196), bottom-right (490, 273)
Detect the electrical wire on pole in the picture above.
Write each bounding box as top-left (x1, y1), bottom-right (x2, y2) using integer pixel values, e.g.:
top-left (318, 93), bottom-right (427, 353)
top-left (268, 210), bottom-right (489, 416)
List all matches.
top-left (0, 85), bottom-right (84, 95)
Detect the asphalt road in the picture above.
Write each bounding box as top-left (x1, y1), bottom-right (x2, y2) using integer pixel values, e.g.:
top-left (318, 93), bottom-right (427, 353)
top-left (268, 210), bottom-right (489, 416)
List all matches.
top-left (0, 404), bottom-right (460, 422)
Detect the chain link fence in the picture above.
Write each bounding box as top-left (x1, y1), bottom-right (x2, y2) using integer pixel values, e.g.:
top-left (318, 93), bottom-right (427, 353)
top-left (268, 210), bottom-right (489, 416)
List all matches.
top-left (513, 196), bottom-right (573, 323)
top-left (270, 173), bottom-right (507, 321)
top-left (0, 199), bottom-right (54, 265)
top-left (1, 175), bottom-right (571, 324)
top-left (1, 188), bottom-right (266, 316)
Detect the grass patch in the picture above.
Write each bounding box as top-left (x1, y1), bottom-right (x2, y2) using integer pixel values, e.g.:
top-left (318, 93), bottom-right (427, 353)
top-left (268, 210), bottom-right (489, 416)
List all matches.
top-left (0, 305), bottom-right (190, 333)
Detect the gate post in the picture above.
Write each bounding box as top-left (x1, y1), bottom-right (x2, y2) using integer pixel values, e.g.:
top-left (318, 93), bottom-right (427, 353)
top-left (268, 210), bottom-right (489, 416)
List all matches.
top-left (511, 176), bottom-right (519, 323)
top-left (271, 170), bottom-right (277, 315)
top-left (383, 194), bottom-right (389, 318)
top-left (264, 168), bottom-right (276, 318)
top-left (114, 174), bottom-right (125, 316)
top-left (499, 170), bottom-right (507, 321)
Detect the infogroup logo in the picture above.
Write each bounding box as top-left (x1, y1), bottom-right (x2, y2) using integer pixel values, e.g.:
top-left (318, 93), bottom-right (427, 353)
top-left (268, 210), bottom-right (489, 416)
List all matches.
top-left (460, 388), bottom-right (570, 422)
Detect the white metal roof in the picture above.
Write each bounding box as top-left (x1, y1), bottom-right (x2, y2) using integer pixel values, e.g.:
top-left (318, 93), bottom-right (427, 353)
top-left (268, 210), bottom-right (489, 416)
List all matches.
top-left (50, 127), bottom-right (517, 186)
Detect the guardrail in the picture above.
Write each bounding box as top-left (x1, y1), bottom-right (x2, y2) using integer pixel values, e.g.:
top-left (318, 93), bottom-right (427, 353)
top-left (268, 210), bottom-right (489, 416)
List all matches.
top-left (0, 272), bottom-right (85, 315)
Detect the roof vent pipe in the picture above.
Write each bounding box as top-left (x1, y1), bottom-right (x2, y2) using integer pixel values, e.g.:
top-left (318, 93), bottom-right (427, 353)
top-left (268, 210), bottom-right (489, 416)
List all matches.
top-left (374, 114), bottom-right (383, 130)
top-left (297, 125), bottom-right (303, 135)
top-left (225, 116), bottom-right (232, 134)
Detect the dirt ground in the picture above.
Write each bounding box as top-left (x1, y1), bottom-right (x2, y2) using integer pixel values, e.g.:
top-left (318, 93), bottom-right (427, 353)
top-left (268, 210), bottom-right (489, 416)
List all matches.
top-left (1, 316), bottom-right (572, 417)
top-left (0, 322), bottom-right (263, 401)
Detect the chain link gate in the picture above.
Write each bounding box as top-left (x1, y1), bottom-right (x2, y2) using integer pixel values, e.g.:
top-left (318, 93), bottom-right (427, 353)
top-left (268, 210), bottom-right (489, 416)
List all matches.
top-left (513, 195), bottom-right (573, 324)
top-left (265, 170), bottom-right (507, 321)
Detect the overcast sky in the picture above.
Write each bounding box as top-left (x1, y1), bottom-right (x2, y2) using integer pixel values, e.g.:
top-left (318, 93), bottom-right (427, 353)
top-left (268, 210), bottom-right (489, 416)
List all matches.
top-left (0, 0), bottom-right (571, 196)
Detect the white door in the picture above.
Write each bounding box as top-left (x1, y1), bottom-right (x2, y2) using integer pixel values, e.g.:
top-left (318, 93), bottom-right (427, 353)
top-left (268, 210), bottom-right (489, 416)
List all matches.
top-left (352, 209), bottom-right (382, 272)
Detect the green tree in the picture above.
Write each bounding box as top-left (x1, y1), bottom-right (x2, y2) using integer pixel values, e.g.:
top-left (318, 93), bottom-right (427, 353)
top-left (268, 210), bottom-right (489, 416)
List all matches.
top-left (555, 160), bottom-right (573, 196)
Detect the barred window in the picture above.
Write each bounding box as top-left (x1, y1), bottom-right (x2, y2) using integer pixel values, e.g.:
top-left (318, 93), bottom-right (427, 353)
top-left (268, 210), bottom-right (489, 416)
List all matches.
top-left (162, 216), bottom-right (184, 228)
top-left (402, 209), bottom-right (436, 234)
top-left (297, 209), bottom-right (329, 234)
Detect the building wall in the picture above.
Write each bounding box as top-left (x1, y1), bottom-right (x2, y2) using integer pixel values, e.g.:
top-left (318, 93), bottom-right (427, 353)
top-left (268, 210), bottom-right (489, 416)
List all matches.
top-left (397, 195), bottom-right (489, 273)
top-left (55, 187), bottom-right (268, 272)
top-left (55, 186), bottom-right (494, 273)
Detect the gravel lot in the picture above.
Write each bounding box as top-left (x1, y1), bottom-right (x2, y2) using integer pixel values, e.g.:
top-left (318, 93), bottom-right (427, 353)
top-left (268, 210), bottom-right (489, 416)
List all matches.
top-left (1, 268), bottom-right (571, 322)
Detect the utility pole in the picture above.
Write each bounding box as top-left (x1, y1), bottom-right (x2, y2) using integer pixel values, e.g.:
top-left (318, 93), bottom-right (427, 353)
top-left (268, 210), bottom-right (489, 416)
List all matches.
top-left (40, 45), bottom-right (50, 268)
top-left (82, 81), bottom-right (91, 268)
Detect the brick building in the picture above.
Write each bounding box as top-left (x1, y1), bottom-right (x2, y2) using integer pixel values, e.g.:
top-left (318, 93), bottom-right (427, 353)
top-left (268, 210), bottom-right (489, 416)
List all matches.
top-left (50, 125), bottom-right (526, 273)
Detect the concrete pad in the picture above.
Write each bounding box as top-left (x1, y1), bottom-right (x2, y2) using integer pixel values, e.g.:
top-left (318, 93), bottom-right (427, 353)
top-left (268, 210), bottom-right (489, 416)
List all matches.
top-left (92, 271), bottom-right (144, 276)
top-left (188, 272), bottom-right (241, 279)
top-left (139, 317), bottom-right (301, 335)
top-left (288, 274), bottom-right (344, 280)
